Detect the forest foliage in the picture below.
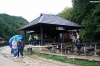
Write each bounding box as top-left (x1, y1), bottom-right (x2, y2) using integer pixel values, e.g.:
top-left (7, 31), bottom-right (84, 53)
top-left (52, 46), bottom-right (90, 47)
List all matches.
top-left (0, 13), bottom-right (28, 41)
top-left (58, 0), bottom-right (100, 41)
top-left (1, 0), bottom-right (100, 42)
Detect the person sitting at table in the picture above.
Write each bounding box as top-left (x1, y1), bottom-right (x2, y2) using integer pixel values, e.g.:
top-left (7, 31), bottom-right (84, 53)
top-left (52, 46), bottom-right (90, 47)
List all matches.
top-left (69, 32), bottom-right (73, 42)
top-left (32, 36), bottom-right (37, 46)
top-left (76, 32), bottom-right (82, 44)
top-left (72, 34), bottom-right (76, 43)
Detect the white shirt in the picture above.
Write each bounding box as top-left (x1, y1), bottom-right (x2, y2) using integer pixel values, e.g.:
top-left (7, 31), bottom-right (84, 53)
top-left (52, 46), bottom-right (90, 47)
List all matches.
top-left (77, 35), bottom-right (80, 40)
top-left (12, 40), bottom-right (17, 49)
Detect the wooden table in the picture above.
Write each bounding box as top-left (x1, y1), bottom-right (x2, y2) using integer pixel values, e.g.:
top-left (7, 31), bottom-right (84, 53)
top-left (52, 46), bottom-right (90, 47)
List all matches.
top-left (75, 44), bottom-right (85, 55)
top-left (50, 43), bottom-right (60, 52)
top-left (93, 42), bottom-right (100, 56)
top-left (47, 43), bottom-right (64, 55)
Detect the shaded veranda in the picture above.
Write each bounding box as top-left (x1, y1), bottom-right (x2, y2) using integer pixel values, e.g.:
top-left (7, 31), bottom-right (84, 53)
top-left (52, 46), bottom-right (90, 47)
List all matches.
top-left (19, 13), bottom-right (87, 55)
top-left (19, 13), bottom-right (83, 45)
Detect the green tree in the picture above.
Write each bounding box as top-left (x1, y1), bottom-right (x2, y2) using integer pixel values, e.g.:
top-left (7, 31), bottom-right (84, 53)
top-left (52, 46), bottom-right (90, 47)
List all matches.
top-left (81, 2), bottom-right (100, 41)
top-left (0, 13), bottom-right (28, 40)
top-left (58, 0), bottom-right (100, 41)
top-left (58, 7), bottom-right (72, 20)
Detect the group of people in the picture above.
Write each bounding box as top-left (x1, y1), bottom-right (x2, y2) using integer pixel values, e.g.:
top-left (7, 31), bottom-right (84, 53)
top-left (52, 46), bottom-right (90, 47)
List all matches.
top-left (28, 35), bottom-right (37, 45)
top-left (70, 32), bottom-right (82, 44)
top-left (11, 38), bottom-right (24, 59)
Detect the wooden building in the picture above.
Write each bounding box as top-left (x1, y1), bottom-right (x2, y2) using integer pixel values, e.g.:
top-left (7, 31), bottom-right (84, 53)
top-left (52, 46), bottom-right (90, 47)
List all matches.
top-left (19, 13), bottom-right (83, 45)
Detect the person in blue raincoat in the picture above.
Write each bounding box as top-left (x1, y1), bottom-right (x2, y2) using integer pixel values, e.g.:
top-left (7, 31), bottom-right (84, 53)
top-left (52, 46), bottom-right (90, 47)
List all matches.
top-left (10, 43), bottom-right (13, 54)
top-left (9, 39), bottom-right (14, 54)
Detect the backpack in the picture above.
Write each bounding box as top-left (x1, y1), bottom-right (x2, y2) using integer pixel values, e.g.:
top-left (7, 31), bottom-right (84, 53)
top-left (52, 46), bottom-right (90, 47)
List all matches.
top-left (79, 35), bottom-right (82, 43)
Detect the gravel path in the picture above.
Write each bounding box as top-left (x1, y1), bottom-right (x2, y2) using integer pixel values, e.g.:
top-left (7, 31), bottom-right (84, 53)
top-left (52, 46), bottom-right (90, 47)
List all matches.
top-left (0, 46), bottom-right (77, 66)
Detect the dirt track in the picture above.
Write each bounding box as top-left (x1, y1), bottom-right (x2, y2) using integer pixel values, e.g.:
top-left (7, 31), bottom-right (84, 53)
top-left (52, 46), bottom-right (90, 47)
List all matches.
top-left (0, 46), bottom-right (77, 66)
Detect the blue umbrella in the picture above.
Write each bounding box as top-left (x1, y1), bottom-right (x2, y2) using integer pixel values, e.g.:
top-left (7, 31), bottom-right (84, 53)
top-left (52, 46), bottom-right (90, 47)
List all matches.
top-left (9, 35), bottom-right (23, 48)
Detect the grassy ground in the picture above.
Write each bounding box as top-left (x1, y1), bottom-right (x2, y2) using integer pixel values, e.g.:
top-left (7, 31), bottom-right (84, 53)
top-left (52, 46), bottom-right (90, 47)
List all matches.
top-left (24, 50), bottom-right (100, 66)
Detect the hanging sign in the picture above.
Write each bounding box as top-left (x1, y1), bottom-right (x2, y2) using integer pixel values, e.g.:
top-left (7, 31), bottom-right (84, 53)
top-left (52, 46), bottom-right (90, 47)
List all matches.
top-left (56, 27), bottom-right (65, 30)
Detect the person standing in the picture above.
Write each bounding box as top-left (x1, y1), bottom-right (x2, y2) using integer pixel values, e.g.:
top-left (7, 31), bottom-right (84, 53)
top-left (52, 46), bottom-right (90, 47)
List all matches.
top-left (12, 37), bottom-right (18, 58)
top-left (17, 39), bottom-right (24, 57)
top-left (9, 42), bottom-right (13, 54)
top-left (28, 35), bottom-right (32, 45)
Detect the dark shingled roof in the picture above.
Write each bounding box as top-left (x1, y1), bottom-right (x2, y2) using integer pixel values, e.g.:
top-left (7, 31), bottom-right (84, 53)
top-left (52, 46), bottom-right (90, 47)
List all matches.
top-left (19, 14), bottom-right (83, 30)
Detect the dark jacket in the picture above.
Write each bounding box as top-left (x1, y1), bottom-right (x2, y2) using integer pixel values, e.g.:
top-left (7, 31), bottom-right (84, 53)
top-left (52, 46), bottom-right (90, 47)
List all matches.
top-left (17, 41), bottom-right (24, 50)
top-left (32, 38), bottom-right (37, 44)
